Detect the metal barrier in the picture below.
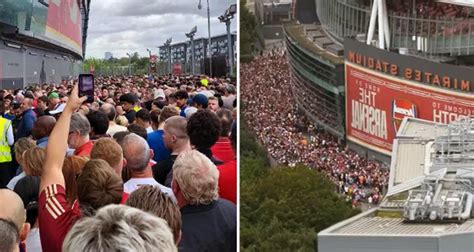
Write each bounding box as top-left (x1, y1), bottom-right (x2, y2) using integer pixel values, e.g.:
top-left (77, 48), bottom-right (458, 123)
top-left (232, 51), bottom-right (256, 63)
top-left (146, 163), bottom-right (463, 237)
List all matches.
top-left (316, 0), bottom-right (474, 56)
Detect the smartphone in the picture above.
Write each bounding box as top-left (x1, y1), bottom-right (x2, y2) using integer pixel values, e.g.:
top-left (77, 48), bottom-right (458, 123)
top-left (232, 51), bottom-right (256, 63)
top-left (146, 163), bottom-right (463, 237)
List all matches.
top-left (78, 74), bottom-right (94, 103)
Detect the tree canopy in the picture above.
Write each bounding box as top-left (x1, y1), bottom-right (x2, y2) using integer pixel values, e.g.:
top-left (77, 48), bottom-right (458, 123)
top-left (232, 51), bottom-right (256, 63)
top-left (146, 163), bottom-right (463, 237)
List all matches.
top-left (240, 125), bottom-right (360, 251)
top-left (240, 0), bottom-right (257, 62)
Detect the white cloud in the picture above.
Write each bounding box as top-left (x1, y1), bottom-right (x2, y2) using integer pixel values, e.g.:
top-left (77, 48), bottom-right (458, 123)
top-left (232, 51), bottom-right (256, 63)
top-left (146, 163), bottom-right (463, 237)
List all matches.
top-left (85, 0), bottom-right (237, 59)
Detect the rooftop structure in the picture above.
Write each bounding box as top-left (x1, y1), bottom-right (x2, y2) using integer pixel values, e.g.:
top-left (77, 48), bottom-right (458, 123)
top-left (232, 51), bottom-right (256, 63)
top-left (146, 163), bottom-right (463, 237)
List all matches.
top-left (319, 117), bottom-right (474, 252)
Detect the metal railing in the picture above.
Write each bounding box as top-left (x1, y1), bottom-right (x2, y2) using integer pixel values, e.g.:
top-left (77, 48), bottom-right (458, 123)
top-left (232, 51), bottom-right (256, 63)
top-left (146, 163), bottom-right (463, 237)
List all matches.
top-left (316, 0), bottom-right (474, 56)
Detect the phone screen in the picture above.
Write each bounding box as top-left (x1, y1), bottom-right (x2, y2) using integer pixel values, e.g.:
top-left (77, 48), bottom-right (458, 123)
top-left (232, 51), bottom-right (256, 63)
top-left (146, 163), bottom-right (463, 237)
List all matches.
top-left (79, 74), bottom-right (94, 103)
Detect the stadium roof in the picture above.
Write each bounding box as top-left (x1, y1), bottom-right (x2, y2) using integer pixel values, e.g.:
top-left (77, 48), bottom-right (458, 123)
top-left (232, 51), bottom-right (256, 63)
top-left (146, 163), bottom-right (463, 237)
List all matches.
top-left (284, 23), bottom-right (344, 65)
top-left (436, 0), bottom-right (474, 8)
top-left (319, 117), bottom-right (474, 242)
top-left (323, 209), bottom-right (474, 236)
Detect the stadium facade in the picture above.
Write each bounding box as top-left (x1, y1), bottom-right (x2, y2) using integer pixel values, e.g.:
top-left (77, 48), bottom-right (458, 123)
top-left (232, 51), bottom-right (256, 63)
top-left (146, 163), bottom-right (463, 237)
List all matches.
top-left (286, 0), bottom-right (474, 164)
top-left (0, 0), bottom-right (85, 89)
top-left (284, 0), bottom-right (474, 250)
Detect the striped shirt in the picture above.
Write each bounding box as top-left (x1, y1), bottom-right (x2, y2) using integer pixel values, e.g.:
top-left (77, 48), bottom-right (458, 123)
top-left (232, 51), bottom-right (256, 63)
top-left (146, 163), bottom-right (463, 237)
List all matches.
top-left (38, 184), bottom-right (81, 252)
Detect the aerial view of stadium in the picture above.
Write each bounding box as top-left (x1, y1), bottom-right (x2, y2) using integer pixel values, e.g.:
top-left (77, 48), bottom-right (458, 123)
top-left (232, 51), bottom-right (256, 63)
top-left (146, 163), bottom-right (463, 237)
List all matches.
top-left (0, 0), bottom-right (238, 251)
top-left (241, 0), bottom-right (474, 251)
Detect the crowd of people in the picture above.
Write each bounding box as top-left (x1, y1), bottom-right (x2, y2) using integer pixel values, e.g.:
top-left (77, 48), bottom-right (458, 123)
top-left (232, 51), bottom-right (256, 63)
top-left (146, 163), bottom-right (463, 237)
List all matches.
top-left (0, 74), bottom-right (237, 251)
top-left (241, 51), bottom-right (388, 208)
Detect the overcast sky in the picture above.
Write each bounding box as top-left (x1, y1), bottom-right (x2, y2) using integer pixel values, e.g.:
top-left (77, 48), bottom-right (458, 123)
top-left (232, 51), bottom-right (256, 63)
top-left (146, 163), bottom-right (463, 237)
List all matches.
top-left (85, 0), bottom-right (237, 59)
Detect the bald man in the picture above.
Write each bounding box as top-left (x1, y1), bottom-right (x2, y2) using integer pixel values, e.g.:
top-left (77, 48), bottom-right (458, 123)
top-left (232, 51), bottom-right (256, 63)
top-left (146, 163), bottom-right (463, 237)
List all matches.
top-left (0, 189), bottom-right (30, 250)
top-left (17, 97), bottom-right (37, 139)
top-left (120, 133), bottom-right (175, 202)
top-left (152, 116), bottom-right (191, 187)
top-left (32, 115), bottom-right (57, 148)
top-left (100, 103), bottom-right (126, 137)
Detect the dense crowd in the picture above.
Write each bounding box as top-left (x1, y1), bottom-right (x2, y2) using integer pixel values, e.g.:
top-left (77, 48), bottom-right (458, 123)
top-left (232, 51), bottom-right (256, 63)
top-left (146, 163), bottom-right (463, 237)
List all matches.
top-left (354, 0), bottom-right (472, 18)
top-left (241, 51), bottom-right (388, 208)
top-left (0, 74), bottom-right (237, 251)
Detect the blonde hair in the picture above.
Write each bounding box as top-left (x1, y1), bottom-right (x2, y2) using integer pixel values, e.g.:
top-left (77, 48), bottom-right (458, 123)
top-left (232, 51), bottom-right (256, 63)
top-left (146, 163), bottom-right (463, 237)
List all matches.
top-left (115, 115), bottom-right (129, 127)
top-left (172, 150), bottom-right (219, 205)
top-left (14, 138), bottom-right (36, 163)
top-left (23, 147), bottom-right (46, 176)
top-left (126, 185), bottom-right (182, 243)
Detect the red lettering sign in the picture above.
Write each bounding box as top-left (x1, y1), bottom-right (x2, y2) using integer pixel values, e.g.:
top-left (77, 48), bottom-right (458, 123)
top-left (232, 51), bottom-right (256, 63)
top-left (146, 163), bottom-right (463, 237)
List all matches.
top-left (346, 63), bottom-right (474, 155)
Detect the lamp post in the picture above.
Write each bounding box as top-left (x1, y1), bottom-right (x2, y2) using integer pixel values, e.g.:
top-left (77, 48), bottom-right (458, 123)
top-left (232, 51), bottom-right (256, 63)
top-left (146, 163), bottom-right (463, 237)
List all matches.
top-left (219, 4), bottom-right (237, 77)
top-left (198, 0), bottom-right (212, 77)
top-left (146, 48), bottom-right (152, 76)
top-left (126, 52), bottom-right (132, 76)
top-left (164, 38), bottom-right (173, 75)
top-left (186, 26), bottom-right (197, 76)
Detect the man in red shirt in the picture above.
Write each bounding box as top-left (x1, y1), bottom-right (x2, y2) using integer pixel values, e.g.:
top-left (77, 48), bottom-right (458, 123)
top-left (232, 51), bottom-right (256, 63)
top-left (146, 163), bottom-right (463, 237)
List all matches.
top-left (38, 84), bottom-right (123, 252)
top-left (212, 109), bottom-right (234, 163)
top-left (68, 113), bottom-right (94, 156)
top-left (217, 121), bottom-right (237, 204)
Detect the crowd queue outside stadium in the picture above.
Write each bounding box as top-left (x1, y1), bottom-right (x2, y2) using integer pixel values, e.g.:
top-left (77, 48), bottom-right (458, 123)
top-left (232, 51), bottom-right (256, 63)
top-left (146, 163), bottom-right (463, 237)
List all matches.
top-left (241, 49), bottom-right (388, 209)
top-left (0, 74), bottom-right (237, 251)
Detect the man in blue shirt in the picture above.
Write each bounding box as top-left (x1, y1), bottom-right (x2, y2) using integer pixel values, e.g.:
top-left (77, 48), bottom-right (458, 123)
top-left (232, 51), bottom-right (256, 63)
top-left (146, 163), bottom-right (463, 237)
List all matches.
top-left (16, 97), bottom-right (36, 139)
top-left (32, 115), bottom-right (56, 148)
top-left (147, 106), bottom-right (179, 162)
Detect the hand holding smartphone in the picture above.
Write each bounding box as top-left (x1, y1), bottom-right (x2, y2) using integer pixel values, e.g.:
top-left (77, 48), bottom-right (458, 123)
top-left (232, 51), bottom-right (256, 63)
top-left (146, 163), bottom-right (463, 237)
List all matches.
top-left (78, 74), bottom-right (94, 103)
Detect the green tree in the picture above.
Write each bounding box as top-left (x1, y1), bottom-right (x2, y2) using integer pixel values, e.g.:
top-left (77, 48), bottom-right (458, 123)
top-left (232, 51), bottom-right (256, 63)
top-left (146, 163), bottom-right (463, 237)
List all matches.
top-left (240, 127), bottom-right (360, 251)
top-left (240, 0), bottom-right (257, 61)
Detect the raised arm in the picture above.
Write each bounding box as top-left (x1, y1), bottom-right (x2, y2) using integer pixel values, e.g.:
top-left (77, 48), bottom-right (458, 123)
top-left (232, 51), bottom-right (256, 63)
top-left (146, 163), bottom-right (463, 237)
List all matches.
top-left (40, 84), bottom-right (87, 193)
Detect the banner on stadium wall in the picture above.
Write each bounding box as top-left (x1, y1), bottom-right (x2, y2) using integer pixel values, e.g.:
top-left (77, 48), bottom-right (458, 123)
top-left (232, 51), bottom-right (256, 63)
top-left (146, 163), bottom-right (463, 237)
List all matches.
top-left (344, 39), bottom-right (474, 155)
top-left (45, 0), bottom-right (83, 55)
top-left (173, 64), bottom-right (182, 76)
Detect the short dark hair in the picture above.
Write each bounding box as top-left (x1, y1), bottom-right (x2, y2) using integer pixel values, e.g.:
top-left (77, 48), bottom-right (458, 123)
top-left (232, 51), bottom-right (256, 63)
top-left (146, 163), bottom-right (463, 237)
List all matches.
top-left (174, 90), bottom-right (188, 100)
top-left (217, 109), bottom-right (233, 137)
top-left (136, 109), bottom-right (151, 123)
top-left (87, 111), bottom-right (109, 135)
top-left (187, 110), bottom-right (221, 149)
top-left (119, 93), bottom-right (138, 104)
top-left (112, 131), bottom-right (131, 146)
top-left (127, 124), bottom-right (147, 140)
top-left (14, 176), bottom-right (40, 227)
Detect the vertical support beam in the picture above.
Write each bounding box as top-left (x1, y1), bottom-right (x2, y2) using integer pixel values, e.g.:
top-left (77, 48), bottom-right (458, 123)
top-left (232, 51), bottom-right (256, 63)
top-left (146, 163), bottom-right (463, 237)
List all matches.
top-left (382, 0), bottom-right (390, 49)
top-left (377, 0), bottom-right (385, 49)
top-left (367, 0), bottom-right (378, 45)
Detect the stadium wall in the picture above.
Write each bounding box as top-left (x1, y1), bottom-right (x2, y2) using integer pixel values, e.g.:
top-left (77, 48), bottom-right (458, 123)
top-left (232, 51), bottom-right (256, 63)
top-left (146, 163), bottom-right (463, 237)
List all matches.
top-left (0, 0), bottom-right (83, 88)
top-left (284, 25), bottom-right (346, 139)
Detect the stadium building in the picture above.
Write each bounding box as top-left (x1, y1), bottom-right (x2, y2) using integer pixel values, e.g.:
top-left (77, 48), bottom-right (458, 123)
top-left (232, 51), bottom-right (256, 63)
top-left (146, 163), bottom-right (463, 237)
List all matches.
top-left (0, 0), bottom-right (88, 89)
top-left (283, 0), bottom-right (474, 250)
top-left (286, 0), bottom-right (474, 164)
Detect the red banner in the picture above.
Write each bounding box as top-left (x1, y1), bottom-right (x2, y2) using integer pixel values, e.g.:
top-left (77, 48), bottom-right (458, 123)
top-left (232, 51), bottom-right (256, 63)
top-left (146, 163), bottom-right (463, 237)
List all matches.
top-left (346, 63), bottom-right (474, 155)
top-left (46, 0), bottom-right (82, 54)
top-left (173, 64), bottom-right (182, 76)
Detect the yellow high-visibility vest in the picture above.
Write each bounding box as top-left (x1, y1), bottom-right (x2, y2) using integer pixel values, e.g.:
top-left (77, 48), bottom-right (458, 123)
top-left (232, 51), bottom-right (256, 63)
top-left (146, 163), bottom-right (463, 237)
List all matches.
top-left (0, 117), bottom-right (12, 163)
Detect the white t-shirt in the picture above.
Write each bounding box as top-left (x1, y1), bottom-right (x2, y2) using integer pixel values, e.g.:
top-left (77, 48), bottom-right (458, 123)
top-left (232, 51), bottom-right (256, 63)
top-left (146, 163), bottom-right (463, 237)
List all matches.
top-left (7, 171), bottom-right (26, 190)
top-left (26, 228), bottom-right (42, 252)
top-left (107, 123), bottom-right (128, 137)
top-left (146, 126), bottom-right (153, 134)
top-left (124, 178), bottom-right (176, 202)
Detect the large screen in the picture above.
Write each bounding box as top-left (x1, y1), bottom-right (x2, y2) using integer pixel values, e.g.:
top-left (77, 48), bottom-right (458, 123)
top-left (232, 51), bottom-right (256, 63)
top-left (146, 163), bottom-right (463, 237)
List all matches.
top-left (45, 0), bottom-right (82, 55)
top-left (0, 0), bottom-right (82, 55)
top-left (344, 39), bottom-right (474, 155)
